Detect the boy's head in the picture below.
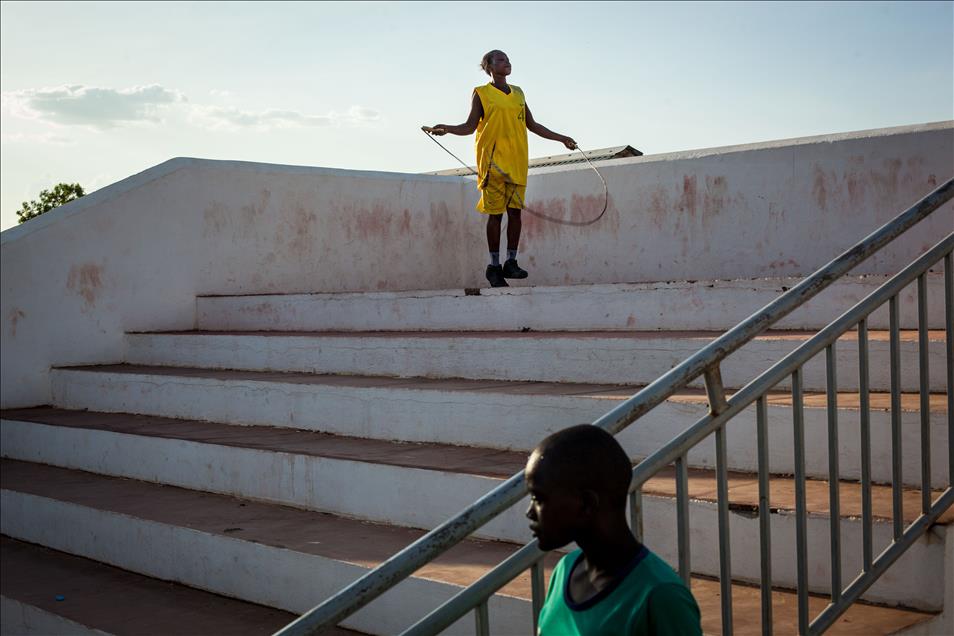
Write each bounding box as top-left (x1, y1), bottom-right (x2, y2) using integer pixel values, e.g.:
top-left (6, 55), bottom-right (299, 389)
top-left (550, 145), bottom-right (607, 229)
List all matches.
top-left (525, 425), bottom-right (633, 551)
top-left (480, 50), bottom-right (511, 77)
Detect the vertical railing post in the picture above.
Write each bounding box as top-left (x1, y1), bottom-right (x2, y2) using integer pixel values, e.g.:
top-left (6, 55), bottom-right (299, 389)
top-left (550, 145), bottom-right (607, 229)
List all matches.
top-left (675, 454), bottom-right (691, 587)
top-left (889, 295), bottom-right (903, 540)
top-left (917, 273), bottom-right (931, 514)
top-left (705, 365), bottom-right (730, 416)
top-left (756, 396), bottom-right (773, 635)
top-left (716, 425), bottom-right (733, 635)
top-left (530, 561), bottom-right (545, 635)
top-left (629, 488), bottom-right (644, 543)
top-left (792, 368), bottom-right (809, 634)
top-left (706, 364), bottom-right (733, 633)
top-left (475, 601), bottom-right (489, 636)
top-left (826, 343), bottom-right (841, 602)
top-left (858, 319), bottom-right (873, 572)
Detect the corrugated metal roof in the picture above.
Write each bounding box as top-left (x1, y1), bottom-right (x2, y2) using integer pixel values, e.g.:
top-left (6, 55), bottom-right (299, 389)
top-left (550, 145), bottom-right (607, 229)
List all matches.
top-left (424, 145), bottom-right (642, 176)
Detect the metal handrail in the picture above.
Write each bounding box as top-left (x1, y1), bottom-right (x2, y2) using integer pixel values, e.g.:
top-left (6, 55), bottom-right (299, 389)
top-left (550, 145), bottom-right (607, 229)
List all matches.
top-left (630, 231), bottom-right (954, 487)
top-left (403, 229), bottom-right (954, 635)
top-left (276, 178), bottom-right (954, 636)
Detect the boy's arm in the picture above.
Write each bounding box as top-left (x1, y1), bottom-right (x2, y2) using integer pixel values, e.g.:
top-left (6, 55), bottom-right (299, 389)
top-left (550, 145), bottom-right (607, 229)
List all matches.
top-left (426, 93), bottom-right (483, 136)
top-left (645, 583), bottom-right (703, 636)
top-left (525, 105), bottom-right (577, 150)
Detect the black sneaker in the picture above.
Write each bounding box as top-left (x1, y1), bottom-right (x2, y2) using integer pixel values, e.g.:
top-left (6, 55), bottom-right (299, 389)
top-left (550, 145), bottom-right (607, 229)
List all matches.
top-left (486, 264), bottom-right (509, 287)
top-left (502, 258), bottom-right (528, 279)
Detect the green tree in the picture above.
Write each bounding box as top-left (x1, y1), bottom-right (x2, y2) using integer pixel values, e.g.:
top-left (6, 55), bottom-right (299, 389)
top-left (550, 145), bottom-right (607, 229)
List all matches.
top-left (17, 182), bottom-right (86, 224)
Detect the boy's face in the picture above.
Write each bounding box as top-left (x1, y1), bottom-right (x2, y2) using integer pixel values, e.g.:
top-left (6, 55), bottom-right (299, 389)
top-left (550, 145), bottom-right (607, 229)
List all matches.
top-left (525, 450), bottom-right (585, 551)
top-left (490, 52), bottom-right (512, 77)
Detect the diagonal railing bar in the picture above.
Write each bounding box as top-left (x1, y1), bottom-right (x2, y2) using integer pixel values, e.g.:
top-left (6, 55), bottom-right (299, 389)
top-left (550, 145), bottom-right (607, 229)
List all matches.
top-left (809, 487), bottom-right (954, 635)
top-left (401, 230), bottom-right (954, 636)
top-left (275, 180), bottom-right (953, 636)
top-left (591, 180), bottom-right (952, 438)
top-left (403, 541), bottom-right (545, 636)
top-left (629, 232), bottom-right (952, 488)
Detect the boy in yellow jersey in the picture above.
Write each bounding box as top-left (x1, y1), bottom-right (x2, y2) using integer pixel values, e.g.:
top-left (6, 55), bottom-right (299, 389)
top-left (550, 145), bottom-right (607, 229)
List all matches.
top-left (526, 425), bottom-right (702, 636)
top-left (426, 50), bottom-right (577, 287)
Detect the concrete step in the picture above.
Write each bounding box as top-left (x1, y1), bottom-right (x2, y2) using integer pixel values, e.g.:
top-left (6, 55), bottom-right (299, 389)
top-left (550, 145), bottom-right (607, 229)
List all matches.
top-left (0, 459), bottom-right (541, 636)
top-left (124, 329), bottom-right (948, 392)
top-left (0, 536), bottom-right (333, 636)
top-left (50, 365), bottom-right (950, 487)
top-left (195, 274), bottom-right (949, 332)
top-left (1, 597), bottom-right (109, 636)
top-left (0, 461), bottom-right (937, 636)
top-left (2, 410), bottom-right (950, 609)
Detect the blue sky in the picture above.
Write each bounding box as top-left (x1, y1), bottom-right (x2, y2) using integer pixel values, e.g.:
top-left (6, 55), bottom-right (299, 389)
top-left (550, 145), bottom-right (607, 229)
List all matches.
top-left (1, 1), bottom-right (952, 230)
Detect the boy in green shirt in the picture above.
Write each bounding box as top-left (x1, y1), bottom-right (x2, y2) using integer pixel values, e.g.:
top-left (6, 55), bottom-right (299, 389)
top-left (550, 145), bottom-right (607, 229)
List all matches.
top-left (526, 425), bottom-right (702, 636)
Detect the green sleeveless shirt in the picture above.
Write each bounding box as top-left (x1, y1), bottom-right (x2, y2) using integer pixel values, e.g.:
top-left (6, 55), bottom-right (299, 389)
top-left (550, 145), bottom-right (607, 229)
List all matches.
top-left (537, 546), bottom-right (702, 636)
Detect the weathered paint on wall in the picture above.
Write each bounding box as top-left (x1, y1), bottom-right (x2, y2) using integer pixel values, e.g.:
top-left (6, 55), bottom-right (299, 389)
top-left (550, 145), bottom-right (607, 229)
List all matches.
top-left (521, 121), bottom-right (953, 283)
top-left (1, 122), bottom-right (952, 407)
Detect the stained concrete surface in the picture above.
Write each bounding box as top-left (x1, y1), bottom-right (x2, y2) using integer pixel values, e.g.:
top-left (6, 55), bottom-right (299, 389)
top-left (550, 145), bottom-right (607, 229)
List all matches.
top-left (2, 409), bottom-right (949, 524)
top-left (1, 536), bottom-right (363, 636)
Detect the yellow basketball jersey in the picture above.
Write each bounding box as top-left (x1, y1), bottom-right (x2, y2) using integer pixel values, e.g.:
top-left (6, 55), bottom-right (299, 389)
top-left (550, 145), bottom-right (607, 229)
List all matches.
top-left (474, 83), bottom-right (529, 187)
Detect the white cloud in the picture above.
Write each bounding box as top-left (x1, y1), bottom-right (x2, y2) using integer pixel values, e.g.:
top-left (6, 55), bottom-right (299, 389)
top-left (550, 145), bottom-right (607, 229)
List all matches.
top-left (0, 131), bottom-right (75, 145)
top-left (1, 84), bottom-right (185, 129)
top-left (2, 83), bottom-right (381, 133)
top-left (189, 103), bottom-right (380, 131)
top-left (347, 105), bottom-right (380, 121)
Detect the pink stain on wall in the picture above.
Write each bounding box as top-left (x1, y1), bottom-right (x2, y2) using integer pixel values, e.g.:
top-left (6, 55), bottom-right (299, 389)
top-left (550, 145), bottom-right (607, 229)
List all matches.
top-left (571, 193), bottom-right (617, 231)
top-left (813, 166), bottom-right (828, 211)
top-left (66, 263), bottom-right (104, 308)
top-left (349, 203), bottom-right (420, 243)
top-left (522, 197), bottom-right (567, 243)
top-left (647, 185), bottom-right (670, 230)
top-left (872, 158), bottom-right (902, 198)
top-left (703, 176), bottom-right (728, 218)
top-left (521, 193), bottom-right (616, 244)
top-left (354, 206), bottom-right (392, 241)
top-left (202, 202), bottom-right (228, 237)
top-left (398, 209), bottom-right (412, 235)
top-left (815, 156), bottom-right (919, 219)
top-left (428, 200), bottom-right (455, 246)
top-left (8, 308), bottom-right (25, 338)
top-left (668, 175), bottom-right (698, 262)
top-left (904, 156), bottom-right (925, 188)
top-left (678, 175), bottom-right (697, 217)
top-left (286, 205), bottom-right (319, 258)
top-left (238, 189), bottom-right (271, 238)
top-left (845, 171), bottom-right (867, 210)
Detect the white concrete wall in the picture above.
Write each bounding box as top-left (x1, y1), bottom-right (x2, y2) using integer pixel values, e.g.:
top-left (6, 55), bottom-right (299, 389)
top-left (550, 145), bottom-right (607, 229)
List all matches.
top-left (2, 122), bottom-right (952, 407)
top-left (0, 161), bottom-right (470, 408)
top-left (523, 121), bottom-right (954, 284)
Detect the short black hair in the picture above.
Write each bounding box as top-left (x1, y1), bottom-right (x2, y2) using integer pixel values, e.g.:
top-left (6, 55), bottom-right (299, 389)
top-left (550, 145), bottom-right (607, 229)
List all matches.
top-left (533, 425), bottom-right (633, 509)
top-left (480, 50), bottom-right (505, 75)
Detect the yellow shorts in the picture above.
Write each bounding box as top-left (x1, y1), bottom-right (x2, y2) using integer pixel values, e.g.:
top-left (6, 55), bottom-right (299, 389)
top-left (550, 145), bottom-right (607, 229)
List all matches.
top-left (476, 174), bottom-right (526, 215)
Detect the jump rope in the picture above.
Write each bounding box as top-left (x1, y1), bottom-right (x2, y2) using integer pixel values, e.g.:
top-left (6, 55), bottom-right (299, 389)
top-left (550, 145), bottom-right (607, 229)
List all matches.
top-left (421, 127), bottom-right (609, 226)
